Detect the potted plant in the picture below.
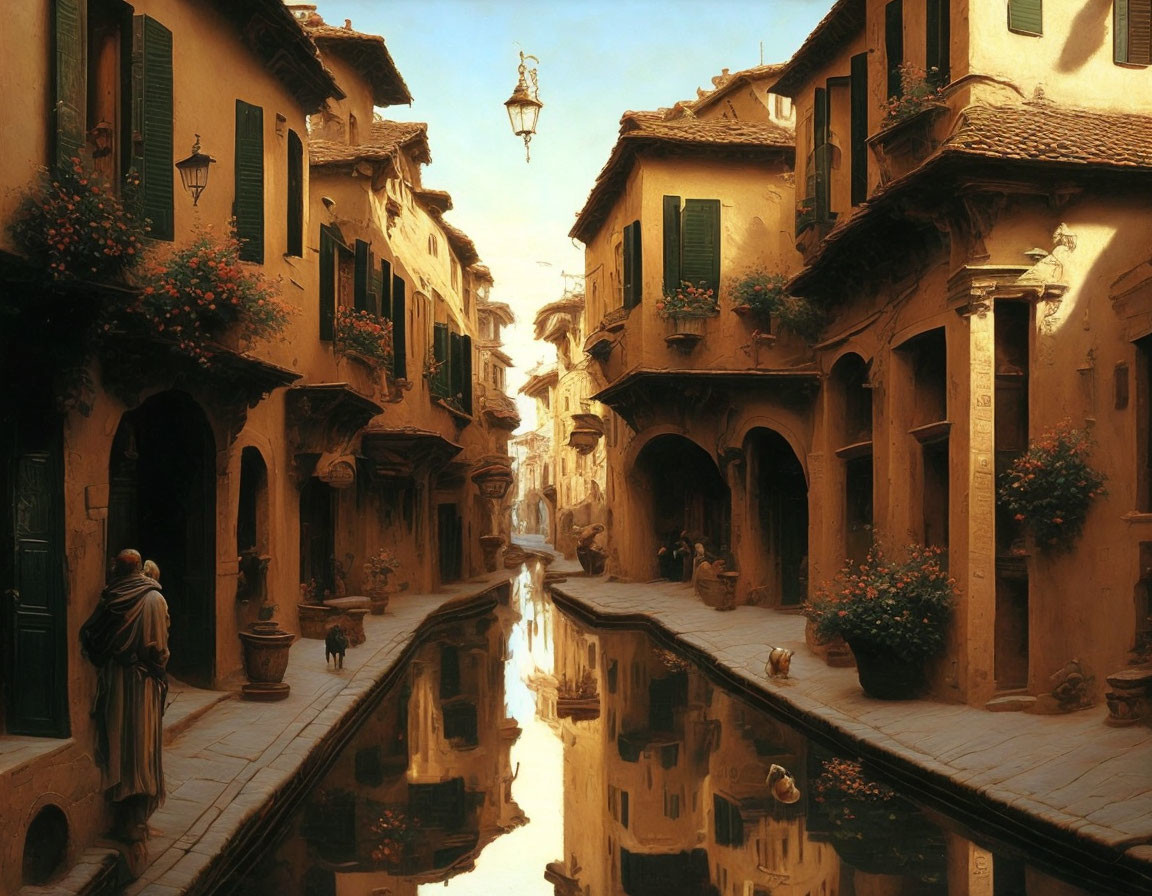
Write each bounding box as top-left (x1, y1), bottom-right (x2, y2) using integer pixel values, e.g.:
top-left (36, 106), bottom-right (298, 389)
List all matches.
top-left (880, 64), bottom-right (946, 130)
top-left (729, 269), bottom-right (826, 341)
top-left (363, 548), bottom-right (401, 613)
top-left (804, 542), bottom-right (956, 699)
top-left (238, 601), bottom-right (294, 702)
top-left (658, 281), bottom-right (718, 350)
top-left (335, 306), bottom-right (394, 368)
top-left (997, 422), bottom-right (1106, 553)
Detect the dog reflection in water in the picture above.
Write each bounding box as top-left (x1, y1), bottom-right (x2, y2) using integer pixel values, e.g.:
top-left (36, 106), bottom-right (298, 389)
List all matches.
top-left (767, 764), bottom-right (801, 804)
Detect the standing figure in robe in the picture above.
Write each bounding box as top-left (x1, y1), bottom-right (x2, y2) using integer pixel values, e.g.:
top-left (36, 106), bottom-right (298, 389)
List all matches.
top-left (81, 548), bottom-right (170, 852)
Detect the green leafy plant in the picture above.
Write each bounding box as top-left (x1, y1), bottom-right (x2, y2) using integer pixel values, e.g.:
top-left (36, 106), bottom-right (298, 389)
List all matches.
top-left (804, 542), bottom-right (956, 660)
top-left (997, 423), bottom-right (1106, 552)
top-left (730, 270), bottom-right (825, 341)
top-left (363, 547), bottom-right (401, 589)
top-left (335, 306), bottom-right (394, 367)
top-left (881, 64), bottom-right (946, 128)
top-left (118, 228), bottom-right (291, 365)
top-left (8, 158), bottom-right (147, 282)
top-left (656, 281), bottom-right (717, 319)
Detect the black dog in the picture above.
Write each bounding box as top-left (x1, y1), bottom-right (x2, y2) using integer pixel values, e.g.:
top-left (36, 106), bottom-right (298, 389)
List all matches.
top-left (325, 624), bottom-right (348, 669)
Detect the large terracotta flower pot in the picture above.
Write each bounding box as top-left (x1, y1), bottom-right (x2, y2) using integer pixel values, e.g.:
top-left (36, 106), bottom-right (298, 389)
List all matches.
top-left (239, 621), bottom-right (295, 701)
top-left (848, 640), bottom-right (926, 700)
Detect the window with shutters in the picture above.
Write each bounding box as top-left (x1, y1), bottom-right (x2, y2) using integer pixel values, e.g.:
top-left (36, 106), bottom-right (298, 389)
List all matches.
top-left (1116, 0), bottom-right (1152, 65)
top-left (235, 100), bottom-right (265, 262)
top-left (391, 272), bottom-right (408, 379)
top-left (1008, 0), bottom-right (1043, 36)
top-left (662, 198), bottom-right (720, 297)
top-left (133, 14), bottom-right (174, 240)
top-left (287, 130), bottom-right (303, 256)
top-left (850, 53), bottom-right (869, 206)
top-left (429, 322), bottom-right (472, 416)
top-left (926, 0), bottom-right (950, 84)
top-left (318, 224), bottom-right (352, 340)
top-left (86, 1), bottom-right (131, 186)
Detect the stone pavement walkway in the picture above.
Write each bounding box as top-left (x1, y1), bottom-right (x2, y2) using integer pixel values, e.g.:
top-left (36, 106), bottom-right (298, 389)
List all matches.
top-left (21, 570), bottom-right (515, 896)
top-left (546, 561), bottom-right (1152, 895)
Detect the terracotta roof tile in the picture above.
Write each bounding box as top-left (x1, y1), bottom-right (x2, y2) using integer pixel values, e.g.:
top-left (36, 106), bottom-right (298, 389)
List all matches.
top-left (691, 63), bottom-right (787, 113)
top-left (309, 120), bottom-right (429, 168)
top-left (307, 24), bottom-right (412, 106)
top-left (571, 111), bottom-right (794, 243)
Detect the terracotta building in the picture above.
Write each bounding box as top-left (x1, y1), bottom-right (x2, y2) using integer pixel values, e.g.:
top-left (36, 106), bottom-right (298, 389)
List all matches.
top-left (0, 1), bottom-right (509, 885)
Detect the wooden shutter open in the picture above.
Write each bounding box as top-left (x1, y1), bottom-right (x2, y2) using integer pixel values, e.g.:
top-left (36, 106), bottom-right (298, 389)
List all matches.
top-left (449, 331), bottom-right (463, 403)
top-left (1117, 0), bottom-right (1152, 63)
top-left (432, 322), bottom-right (449, 397)
top-left (1009, 0), bottom-right (1043, 36)
top-left (287, 130), bottom-right (303, 256)
top-left (850, 54), bottom-right (869, 206)
top-left (392, 274), bottom-right (407, 379)
top-left (380, 258), bottom-right (393, 319)
top-left (622, 221), bottom-right (642, 309)
top-left (319, 224), bottom-right (336, 340)
top-left (132, 16), bottom-right (173, 240)
top-left (926, 0), bottom-right (950, 82)
top-left (885, 0), bottom-right (904, 99)
top-left (663, 196), bottom-right (681, 294)
top-left (813, 87), bottom-right (831, 223)
top-left (354, 239), bottom-right (370, 312)
top-left (680, 200), bottom-right (720, 297)
top-left (234, 100), bottom-right (264, 262)
top-left (54, 0), bottom-right (84, 171)
top-left (461, 334), bottom-right (473, 415)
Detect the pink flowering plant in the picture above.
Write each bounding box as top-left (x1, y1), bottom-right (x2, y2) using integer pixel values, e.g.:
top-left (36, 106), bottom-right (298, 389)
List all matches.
top-left (804, 543), bottom-right (956, 659)
top-left (8, 158), bottom-right (147, 282)
top-left (997, 423), bottom-right (1105, 552)
top-left (729, 270), bottom-right (825, 340)
top-left (881, 64), bottom-right (946, 128)
top-left (364, 548), bottom-right (401, 588)
top-left (657, 281), bottom-right (718, 319)
top-left (118, 229), bottom-right (290, 365)
top-left (335, 307), bottom-right (394, 367)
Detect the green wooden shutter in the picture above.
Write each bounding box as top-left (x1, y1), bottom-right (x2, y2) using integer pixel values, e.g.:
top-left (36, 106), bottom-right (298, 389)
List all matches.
top-left (380, 259), bottom-right (393, 319)
top-left (461, 334), bottom-right (473, 415)
top-left (354, 240), bottom-right (370, 312)
top-left (662, 196), bottom-right (681, 295)
top-left (1009, 0), bottom-right (1043, 36)
top-left (813, 88), bottom-right (831, 223)
top-left (622, 222), bottom-right (635, 309)
top-left (53, 0), bottom-right (84, 171)
top-left (449, 331), bottom-right (463, 403)
top-left (234, 100), bottom-right (264, 263)
top-left (926, 0), bottom-right (950, 82)
top-left (1117, 0), bottom-right (1152, 63)
top-left (680, 200), bottom-right (720, 297)
top-left (885, 0), bottom-right (904, 99)
top-left (432, 322), bottom-right (449, 398)
top-left (132, 16), bottom-right (173, 240)
top-left (392, 274), bottom-right (407, 379)
top-left (850, 54), bottom-right (869, 206)
top-left (287, 130), bottom-right (303, 257)
top-left (319, 224), bottom-right (336, 340)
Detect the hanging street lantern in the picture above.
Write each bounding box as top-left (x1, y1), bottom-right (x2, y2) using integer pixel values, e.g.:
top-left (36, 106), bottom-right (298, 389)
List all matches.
top-left (174, 135), bottom-right (216, 206)
top-left (504, 51), bottom-right (542, 163)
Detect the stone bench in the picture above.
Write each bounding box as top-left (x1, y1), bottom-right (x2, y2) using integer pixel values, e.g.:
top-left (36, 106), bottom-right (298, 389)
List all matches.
top-left (296, 602), bottom-right (368, 646)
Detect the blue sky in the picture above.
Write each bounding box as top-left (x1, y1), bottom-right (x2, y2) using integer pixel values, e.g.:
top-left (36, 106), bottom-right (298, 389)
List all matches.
top-left (318, 0), bottom-right (828, 397)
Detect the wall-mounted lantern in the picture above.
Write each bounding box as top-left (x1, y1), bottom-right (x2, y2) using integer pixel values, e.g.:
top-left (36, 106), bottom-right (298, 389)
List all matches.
top-left (174, 135), bottom-right (216, 206)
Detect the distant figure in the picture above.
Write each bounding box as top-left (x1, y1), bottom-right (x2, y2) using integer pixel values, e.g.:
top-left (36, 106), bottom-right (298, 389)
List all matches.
top-left (80, 548), bottom-right (170, 854)
top-left (326, 624), bottom-right (348, 670)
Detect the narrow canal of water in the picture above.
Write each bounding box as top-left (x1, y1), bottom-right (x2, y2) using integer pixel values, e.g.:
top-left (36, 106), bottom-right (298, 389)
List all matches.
top-left (227, 561), bottom-right (1103, 896)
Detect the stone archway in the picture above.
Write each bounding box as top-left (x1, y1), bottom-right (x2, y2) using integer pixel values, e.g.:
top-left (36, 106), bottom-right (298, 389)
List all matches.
top-left (631, 434), bottom-right (730, 580)
top-left (109, 391), bottom-right (216, 687)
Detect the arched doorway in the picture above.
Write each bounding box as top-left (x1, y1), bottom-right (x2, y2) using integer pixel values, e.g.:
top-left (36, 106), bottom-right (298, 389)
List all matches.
top-left (633, 435), bottom-right (730, 580)
top-left (745, 429), bottom-right (808, 607)
top-left (108, 391), bottom-right (216, 687)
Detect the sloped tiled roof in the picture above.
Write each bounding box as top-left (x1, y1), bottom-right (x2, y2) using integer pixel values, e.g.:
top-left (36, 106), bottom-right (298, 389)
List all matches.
top-left (771, 0), bottom-right (865, 98)
top-left (309, 120), bottom-right (429, 169)
top-left (307, 23), bottom-right (412, 106)
top-left (478, 299), bottom-right (515, 325)
top-left (790, 101), bottom-right (1152, 295)
top-left (436, 218), bottom-right (480, 267)
top-left (471, 264), bottom-right (495, 284)
top-left (691, 64), bottom-right (787, 115)
top-left (570, 111), bottom-right (794, 243)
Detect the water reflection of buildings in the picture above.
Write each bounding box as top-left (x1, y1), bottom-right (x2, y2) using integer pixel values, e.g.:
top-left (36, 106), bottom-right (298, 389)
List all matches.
top-left (240, 597), bottom-right (525, 896)
top-left (546, 613), bottom-right (839, 896)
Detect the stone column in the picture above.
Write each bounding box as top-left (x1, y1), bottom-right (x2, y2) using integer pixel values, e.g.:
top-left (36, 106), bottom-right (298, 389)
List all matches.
top-left (946, 831), bottom-right (994, 896)
top-left (960, 295), bottom-right (998, 704)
